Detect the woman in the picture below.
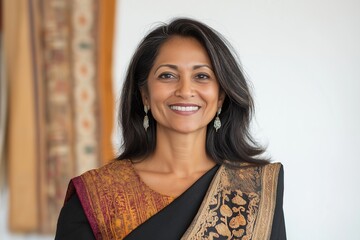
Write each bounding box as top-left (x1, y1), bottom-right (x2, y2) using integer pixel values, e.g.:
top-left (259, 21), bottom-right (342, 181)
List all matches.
top-left (56, 18), bottom-right (286, 240)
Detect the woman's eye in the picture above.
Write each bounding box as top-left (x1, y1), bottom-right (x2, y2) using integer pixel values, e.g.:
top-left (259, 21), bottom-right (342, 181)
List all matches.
top-left (195, 73), bottom-right (210, 79)
top-left (158, 73), bottom-right (176, 79)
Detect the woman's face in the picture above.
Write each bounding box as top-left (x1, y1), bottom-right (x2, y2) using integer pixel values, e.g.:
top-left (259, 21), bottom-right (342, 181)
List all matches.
top-left (142, 36), bottom-right (224, 134)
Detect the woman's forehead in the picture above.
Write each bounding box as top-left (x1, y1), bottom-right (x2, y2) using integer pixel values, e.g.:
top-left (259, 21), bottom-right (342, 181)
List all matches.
top-left (152, 36), bottom-right (212, 69)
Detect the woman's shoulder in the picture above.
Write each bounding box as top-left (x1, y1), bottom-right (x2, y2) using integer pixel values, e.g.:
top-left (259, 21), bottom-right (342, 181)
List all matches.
top-left (223, 160), bottom-right (283, 171)
top-left (220, 161), bottom-right (283, 192)
top-left (76, 159), bottom-right (135, 183)
top-left (64, 160), bottom-right (136, 203)
top-left (229, 161), bottom-right (283, 179)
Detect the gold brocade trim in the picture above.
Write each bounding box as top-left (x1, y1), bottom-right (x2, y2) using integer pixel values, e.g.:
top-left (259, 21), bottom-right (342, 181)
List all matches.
top-left (74, 160), bottom-right (174, 239)
top-left (182, 163), bottom-right (281, 240)
top-left (252, 163), bottom-right (281, 240)
top-left (181, 165), bottom-right (226, 239)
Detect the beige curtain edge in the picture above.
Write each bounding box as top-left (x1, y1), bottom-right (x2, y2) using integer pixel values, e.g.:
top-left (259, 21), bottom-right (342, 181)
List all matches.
top-left (4, 0), bottom-right (39, 232)
top-left (98, 0), bottom-right (116, 164)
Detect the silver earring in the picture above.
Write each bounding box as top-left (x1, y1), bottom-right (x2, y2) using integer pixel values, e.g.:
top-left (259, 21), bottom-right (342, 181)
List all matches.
top-left (214, 108), bottom-right (222, 132)
top-left (143, 106), bottom-right (149, 131)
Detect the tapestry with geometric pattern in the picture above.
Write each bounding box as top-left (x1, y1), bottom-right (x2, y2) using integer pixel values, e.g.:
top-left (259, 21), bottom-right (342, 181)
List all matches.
top-left (3, 0), bottom-right (115, 233)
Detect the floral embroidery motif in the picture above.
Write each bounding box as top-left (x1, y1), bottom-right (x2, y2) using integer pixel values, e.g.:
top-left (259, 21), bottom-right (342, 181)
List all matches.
top-left (205, 179), bottom-right (260, 239)
top-left (183, 163), bottom-right (280, 240)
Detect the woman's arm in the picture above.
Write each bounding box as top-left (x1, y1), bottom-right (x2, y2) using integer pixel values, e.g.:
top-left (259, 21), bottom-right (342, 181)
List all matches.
top-left (55, 194), bottom-right (96, 240)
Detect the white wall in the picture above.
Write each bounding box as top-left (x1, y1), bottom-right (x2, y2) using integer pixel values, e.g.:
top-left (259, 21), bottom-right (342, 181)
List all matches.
top-left (113, 0), bottom-right (360, 239)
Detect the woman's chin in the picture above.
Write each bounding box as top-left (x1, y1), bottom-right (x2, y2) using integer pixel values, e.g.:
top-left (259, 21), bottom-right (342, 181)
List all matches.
top-left (162, 125), bottom-right (208, 135)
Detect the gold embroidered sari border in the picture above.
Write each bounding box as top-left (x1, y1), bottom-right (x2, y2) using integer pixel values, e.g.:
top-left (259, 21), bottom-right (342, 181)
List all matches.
top-left (252, 163), bottom-right (281, 240)
top-left (181, 162), bottom-right (282, 240)
top-left (181, 165), bottom-right (225, 239)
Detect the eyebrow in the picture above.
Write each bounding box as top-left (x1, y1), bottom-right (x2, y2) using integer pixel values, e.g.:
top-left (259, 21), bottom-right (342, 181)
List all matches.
top-left (154, 64), bottom-right (213, 75)
top-left (154, 64), bottom-right (178, 74)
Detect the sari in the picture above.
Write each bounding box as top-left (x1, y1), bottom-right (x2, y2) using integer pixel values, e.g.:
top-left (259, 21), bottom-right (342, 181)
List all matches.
top-left (55, 160), bottom-right (286, 239)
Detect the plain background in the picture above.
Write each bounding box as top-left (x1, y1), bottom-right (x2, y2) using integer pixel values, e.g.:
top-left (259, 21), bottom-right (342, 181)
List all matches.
top-left (113, 0), bottom-right (360, 239)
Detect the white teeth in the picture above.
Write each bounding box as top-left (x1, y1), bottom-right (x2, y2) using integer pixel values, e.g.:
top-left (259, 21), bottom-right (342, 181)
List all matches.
top-left (170, 105), bottom-right (199, 111)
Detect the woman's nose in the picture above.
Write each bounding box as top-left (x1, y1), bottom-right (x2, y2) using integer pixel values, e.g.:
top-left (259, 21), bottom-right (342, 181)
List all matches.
top-left (175, 77), bottom-right (194, 98)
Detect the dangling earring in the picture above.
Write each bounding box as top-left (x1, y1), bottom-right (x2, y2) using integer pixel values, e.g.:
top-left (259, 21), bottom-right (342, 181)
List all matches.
top-left (214, 108), bottom-right (222, 132)
top-left (143, 105), bottom-right (149, 131)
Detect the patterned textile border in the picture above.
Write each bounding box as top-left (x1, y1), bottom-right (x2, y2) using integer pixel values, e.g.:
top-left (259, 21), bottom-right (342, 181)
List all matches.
top-left (72, 0), bottom-right (100, 175)
top-left (33, 0), bottom-right (100, 232)
top-left (40, 0), bottom-right (76, 231)
top-left (6, 0), bottom-right (113, 233)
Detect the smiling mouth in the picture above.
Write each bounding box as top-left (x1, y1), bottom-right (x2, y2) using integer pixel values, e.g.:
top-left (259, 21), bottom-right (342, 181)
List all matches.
top-left (169, 105), bottom-right (200, 112)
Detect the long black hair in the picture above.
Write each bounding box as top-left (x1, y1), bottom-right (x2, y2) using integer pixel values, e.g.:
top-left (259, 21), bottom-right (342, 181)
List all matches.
top-left (117, 18), bottom-right (268, 165)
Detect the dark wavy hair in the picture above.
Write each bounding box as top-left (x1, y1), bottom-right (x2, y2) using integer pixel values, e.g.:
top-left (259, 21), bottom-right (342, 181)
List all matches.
top-left (117, 18), bottom-right (268, 165)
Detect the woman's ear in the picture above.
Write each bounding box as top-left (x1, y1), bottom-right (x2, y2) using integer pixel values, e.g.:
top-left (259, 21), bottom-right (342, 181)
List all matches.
top-left (218, 90), bottom-right (226, 108)
top-left (140, 87), bottom-right (150, 108)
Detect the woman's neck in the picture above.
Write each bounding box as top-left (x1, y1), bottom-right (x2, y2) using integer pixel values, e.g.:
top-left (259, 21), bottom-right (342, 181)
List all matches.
top-left (144, 126), bottom-right (215, 177)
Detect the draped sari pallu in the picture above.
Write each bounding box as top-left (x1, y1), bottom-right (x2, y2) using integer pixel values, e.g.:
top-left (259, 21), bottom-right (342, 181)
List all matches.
top-left (65, 160), bottom-right (281, 240)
